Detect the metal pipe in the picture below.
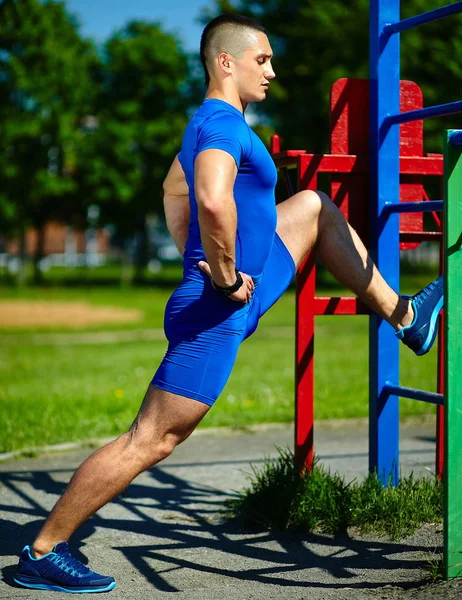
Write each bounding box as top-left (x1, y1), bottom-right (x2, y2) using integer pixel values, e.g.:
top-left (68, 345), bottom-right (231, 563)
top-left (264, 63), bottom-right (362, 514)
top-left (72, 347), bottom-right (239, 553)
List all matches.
top-left (384, 100), bottom-right (462, 126)
top-left (383, 383), bottom-right (444, 406)
top-left (382, 200), bottom-right (443, 214)
top-left (383, 2), bottom-right (462, 34)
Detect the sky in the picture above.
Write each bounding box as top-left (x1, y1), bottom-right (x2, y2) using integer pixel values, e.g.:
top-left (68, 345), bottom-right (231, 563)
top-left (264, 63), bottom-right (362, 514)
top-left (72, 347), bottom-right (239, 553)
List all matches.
top-left (66, 0), bottom-right (216, 51)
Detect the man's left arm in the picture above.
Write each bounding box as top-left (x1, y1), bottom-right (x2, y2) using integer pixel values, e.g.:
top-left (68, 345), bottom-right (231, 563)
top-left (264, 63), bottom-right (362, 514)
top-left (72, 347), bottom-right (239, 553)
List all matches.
top-left (163, 155), bottom-right (190, 256)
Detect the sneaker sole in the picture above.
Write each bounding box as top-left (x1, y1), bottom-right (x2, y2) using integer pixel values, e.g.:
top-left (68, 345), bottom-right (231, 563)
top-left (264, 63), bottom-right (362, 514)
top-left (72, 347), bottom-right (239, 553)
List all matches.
top-left (14, 577), bottom-right (116, 593)
top-left (415, 296), bottom-right (444, 356)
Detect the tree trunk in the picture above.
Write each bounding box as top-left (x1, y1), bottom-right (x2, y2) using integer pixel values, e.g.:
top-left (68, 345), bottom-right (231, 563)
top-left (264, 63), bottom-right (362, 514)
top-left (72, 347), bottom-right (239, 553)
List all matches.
top-left (33, 219), bottom-right (46, 285)
top-left (17, 223), bottom-right (27, 287)
top-left (134, 213), bottom-right (148, 283)
top-left (120, 238), bottom-right (133, 287)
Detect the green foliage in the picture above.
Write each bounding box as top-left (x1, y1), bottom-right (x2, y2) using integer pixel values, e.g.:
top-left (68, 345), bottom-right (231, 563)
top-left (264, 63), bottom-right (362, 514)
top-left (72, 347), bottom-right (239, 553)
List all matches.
top-left (0, 2), bottom-right (192, 282)
top-left (76, 22), bottom-right (190, 233)
top-left (0, 0), bottom-right (102, 283)
top-left (227, 447), bottom-right (443, 540)
top-left (204, 0), bottom-right (462, 154)
top-left (0, 0), bottom-right (100, 233)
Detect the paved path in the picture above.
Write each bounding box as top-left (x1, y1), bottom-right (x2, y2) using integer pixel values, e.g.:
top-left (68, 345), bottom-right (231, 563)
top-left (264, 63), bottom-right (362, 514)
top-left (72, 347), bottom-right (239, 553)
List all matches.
top-left (0, 419), bottom-right (454, 599)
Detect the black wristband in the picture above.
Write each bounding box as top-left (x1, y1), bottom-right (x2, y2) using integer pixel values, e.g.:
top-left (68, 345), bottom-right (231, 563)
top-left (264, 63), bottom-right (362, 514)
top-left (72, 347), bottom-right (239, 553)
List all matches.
top-left (213, 269), bottom-right (244, 296)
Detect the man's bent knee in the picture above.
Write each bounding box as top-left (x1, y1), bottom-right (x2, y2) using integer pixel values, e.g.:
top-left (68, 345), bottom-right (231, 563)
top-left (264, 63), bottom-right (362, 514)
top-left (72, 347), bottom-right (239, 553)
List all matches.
top-left (298, 189), bottom-right (324, 217)
top-left (124, 423), bottom-right (184, 470)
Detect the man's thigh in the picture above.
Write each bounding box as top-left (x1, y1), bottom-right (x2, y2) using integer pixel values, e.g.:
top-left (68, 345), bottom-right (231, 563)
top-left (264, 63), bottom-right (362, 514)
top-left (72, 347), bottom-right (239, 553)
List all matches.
top-left (276, 190), bottom-right (325, 269)
top-left (152, 268), bottom-right (248, 407)
top-left (245, 232), bottom-right (296, 338)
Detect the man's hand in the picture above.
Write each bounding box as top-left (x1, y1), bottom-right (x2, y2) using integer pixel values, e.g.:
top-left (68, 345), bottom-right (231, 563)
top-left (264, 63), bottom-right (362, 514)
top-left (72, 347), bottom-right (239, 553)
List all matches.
top-left (198, 261), bottom-right (255, 304)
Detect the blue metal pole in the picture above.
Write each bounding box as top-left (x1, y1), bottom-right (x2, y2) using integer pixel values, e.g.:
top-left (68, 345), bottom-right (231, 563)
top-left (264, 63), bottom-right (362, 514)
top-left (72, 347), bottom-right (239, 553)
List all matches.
top-left (383, 1), bottom-right (462, 34)
top-left (369, 0), bottom-right (400, 486)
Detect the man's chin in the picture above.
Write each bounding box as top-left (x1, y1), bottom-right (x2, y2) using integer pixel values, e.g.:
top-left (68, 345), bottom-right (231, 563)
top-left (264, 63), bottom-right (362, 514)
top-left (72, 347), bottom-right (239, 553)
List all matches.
top-left (254, 91), bottom-right (268, 102)
top-left (242, 91), bottom-right (267, 105)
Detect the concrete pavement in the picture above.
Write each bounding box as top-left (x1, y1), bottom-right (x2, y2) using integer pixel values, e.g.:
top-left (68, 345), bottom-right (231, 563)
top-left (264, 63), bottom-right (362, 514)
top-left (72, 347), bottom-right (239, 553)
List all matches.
top-left (0, 418), bottom-right (452, 599)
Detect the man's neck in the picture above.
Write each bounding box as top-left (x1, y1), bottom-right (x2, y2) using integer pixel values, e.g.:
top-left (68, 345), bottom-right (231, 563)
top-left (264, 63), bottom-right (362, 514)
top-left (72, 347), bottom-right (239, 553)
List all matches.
top-left (205, 88), bottom-right (247, 113)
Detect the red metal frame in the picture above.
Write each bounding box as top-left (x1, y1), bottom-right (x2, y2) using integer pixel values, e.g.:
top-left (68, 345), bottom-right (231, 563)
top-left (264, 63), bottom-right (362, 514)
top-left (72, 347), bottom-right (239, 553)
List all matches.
top-left (271, 78), bottom-right (444, 475)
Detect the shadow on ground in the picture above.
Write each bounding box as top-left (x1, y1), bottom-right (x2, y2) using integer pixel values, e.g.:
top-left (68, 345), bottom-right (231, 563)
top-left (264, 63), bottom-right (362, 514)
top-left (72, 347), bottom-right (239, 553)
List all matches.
top-left (0, 461), bottom-right (441, 595)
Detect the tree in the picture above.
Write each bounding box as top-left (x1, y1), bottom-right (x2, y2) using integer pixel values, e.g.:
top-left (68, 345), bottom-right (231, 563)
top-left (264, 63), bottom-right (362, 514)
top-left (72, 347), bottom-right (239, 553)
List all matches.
top-left (75, 22), bottom-right (190, 280)
top-left (202, 0), bottom-right (462, 154)
top-left (0, 0), bottom-right (100, 283)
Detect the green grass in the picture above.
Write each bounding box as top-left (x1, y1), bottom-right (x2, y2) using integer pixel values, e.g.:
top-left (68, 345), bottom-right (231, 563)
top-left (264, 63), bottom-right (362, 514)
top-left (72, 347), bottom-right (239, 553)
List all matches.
top-left (424, 552), bottom-right (444, 583)
top-left (0, 272), bottom-right (440, 453)
top-left (226, 448), bottom-right (443, 540)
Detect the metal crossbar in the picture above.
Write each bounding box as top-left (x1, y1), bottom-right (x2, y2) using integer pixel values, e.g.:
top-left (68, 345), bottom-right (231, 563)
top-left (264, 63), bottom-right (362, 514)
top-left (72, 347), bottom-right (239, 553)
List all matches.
top-left (384, 100), bottom-right (462, 126)
top-left (383, 383), bottom-right (444, 406)
top-left (383, 1), bottom-right (462, 34)
top-left (382, 200), bottom-right (443, 214)
top-left (450, 131), bottom-right (462, 149)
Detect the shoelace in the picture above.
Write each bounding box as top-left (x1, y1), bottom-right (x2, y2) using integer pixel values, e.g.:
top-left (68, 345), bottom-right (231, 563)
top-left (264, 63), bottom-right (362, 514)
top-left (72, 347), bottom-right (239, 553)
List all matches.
top-left (413, 280), bottom-right (438, 310)
top-left (52, 552), bottom-right (90, 577)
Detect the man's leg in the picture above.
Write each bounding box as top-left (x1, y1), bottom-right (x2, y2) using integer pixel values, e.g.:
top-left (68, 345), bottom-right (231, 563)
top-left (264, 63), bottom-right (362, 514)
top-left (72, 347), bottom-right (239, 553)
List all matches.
top-left (32, 385), bottom-right (209, 557)
top-left (276, 190), bottom-right (413, 329)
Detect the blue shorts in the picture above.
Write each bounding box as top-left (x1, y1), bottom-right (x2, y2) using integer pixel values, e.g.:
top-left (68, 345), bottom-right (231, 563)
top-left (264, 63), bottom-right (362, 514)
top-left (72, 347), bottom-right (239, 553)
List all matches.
top-left (151, 233), bottom-right (296, 406)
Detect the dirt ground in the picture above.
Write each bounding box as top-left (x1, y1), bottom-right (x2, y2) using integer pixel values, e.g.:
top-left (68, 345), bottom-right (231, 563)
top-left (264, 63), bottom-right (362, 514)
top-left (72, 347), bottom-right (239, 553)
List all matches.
top-left (0, 300), bottom-right (142, 328)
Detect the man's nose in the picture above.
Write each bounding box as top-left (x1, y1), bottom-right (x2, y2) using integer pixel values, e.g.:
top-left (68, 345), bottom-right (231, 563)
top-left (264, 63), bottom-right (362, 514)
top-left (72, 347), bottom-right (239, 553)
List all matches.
top-left (265, 61), bottom-right (276, 79)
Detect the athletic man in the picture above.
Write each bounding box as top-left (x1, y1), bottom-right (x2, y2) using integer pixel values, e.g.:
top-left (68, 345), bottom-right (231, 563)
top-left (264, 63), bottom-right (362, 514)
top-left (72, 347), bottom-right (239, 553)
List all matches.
top-left (14, 14), bottom-right (444, 593)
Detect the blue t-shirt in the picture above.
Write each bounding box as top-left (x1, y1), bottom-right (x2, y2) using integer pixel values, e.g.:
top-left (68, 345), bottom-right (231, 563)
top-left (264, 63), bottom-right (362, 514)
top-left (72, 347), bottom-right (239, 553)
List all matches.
top-left (178, 98), bottom-right (278, 281)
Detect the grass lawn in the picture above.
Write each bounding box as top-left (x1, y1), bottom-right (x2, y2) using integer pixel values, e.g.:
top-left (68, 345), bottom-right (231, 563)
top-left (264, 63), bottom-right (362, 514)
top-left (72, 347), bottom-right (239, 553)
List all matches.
top-left (0, 271), bottom-right (439, 453)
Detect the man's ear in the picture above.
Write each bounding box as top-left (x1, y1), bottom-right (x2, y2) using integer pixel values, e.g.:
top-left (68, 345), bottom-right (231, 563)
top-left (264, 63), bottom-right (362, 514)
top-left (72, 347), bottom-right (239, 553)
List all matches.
top-left (217, 52), bottom-right (232, 76)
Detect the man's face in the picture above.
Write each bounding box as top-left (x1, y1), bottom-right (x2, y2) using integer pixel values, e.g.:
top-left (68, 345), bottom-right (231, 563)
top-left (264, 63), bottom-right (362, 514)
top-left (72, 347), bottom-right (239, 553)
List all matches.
top-left (231, 32), bottom-right (276, 103)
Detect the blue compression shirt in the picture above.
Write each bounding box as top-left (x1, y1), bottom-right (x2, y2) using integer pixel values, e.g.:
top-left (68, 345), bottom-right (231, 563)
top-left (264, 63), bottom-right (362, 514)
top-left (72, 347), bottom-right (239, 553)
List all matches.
top-left (178, 98), bottom-right (278, 281)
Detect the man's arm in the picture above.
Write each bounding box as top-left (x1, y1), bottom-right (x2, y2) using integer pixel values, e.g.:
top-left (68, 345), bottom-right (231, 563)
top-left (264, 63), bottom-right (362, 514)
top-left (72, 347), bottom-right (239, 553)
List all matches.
top-left (194, 149), bottom-right (239, 288)
top-left (163, 155), bottom-right (190, 256)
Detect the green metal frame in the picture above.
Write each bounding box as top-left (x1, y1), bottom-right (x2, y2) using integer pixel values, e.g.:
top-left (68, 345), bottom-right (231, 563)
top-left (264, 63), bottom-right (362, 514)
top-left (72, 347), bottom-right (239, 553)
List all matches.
top-left (444, 129), bottom-right (462, 579)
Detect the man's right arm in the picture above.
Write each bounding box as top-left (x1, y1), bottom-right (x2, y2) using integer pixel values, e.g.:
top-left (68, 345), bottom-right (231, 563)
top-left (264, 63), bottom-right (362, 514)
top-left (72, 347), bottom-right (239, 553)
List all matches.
top-left (194, 148), bottom-right (240, 288)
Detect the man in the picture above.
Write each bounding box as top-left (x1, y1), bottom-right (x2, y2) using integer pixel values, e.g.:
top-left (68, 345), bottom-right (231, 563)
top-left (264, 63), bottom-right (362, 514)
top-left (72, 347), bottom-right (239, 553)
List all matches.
top-left (15, 14), bottom-right (443, 593)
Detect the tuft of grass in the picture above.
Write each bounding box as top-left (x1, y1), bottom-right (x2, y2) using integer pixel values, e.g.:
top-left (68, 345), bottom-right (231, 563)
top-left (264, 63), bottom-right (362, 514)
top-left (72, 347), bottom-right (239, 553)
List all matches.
top-left (423, 551), bottom-right (444, 583)
top-left (349, 469), bottom-right (443, 539)
top-left (228, 448), bottom-right (443, 540)
top-left (227, 447), bottom-right (302, 531)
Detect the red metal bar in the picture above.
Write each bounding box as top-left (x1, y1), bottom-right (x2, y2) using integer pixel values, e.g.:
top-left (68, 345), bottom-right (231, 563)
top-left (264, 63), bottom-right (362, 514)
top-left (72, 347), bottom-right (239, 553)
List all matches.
top-left (295, 255), bottom-right (316, 471)
top-left (270, 134), bottom-right (281, 154)
top-left (314, 297), bottom-right (370, 315)
top-left (274, 153), bottom-right (444, 176)
top-left (294, 159), bottom-right (318, 471)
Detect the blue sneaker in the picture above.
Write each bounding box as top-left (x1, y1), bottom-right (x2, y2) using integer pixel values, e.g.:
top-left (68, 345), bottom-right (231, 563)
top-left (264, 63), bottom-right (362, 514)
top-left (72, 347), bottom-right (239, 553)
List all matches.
top-left (14, 542), bottom-right (116, 593)
top-left (395, 275), bottom-right (444, 356)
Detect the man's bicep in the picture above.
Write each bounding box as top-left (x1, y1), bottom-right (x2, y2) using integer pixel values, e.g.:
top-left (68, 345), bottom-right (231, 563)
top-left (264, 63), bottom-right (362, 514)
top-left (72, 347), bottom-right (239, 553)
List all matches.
top-left (194, 149), bottom-right (238, 204)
